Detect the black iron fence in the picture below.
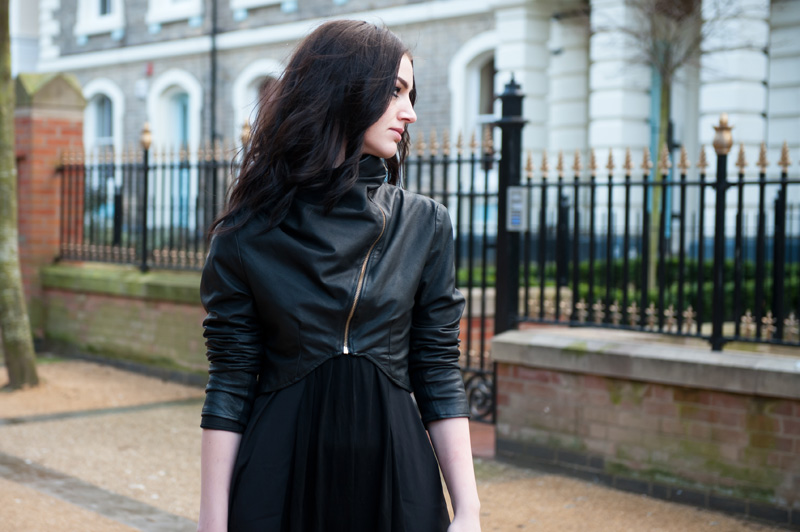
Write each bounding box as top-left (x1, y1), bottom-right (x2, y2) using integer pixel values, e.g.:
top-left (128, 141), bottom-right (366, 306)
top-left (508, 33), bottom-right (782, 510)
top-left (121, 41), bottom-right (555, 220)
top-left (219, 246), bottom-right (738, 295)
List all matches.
top-left (513, 141), bottom-right (800, 350)
top-left (57, 82), bottom-right (800, 422)
top-left (59, 143), bottom-right (236, 271)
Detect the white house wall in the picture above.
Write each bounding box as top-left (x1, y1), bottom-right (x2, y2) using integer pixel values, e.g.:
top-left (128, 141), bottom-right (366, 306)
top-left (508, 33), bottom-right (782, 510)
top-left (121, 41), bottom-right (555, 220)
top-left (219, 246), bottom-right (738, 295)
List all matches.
top-left (547, 13), bottom-right (589, 155)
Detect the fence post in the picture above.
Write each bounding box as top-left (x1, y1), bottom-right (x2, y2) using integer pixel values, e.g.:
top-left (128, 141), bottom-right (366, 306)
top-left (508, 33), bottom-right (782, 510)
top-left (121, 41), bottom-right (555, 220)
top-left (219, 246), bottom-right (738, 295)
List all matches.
top-left (140, 123), bottom-right (152, 273)
top-left (494, 76), bottom-right (527, 335)
top-left (711, 114), bottom-right (732, 351)
top-left (773, 144), bottom-right (791, 340)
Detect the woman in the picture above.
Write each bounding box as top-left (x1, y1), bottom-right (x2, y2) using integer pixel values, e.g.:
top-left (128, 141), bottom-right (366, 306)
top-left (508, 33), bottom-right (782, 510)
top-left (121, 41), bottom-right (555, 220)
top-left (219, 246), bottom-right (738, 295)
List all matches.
top-left (198, 20), bottom-right (480, 532)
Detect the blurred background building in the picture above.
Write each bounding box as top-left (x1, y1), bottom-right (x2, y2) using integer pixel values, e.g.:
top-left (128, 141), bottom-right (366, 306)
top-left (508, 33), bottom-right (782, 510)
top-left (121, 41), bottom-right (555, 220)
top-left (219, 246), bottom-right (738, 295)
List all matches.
top-left (12, 0), bottom-right (797, 172)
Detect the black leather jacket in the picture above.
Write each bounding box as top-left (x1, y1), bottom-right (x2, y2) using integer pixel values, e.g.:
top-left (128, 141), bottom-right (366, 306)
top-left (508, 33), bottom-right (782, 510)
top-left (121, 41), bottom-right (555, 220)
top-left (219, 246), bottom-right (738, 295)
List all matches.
top-left (200, 155), bottom-right (468, 432)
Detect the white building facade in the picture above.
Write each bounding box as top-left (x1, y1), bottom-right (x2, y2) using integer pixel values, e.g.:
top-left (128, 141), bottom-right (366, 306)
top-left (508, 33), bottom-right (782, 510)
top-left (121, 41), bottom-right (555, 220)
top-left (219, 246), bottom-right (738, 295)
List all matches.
top-left (28, 0), bottom-right (799, 179)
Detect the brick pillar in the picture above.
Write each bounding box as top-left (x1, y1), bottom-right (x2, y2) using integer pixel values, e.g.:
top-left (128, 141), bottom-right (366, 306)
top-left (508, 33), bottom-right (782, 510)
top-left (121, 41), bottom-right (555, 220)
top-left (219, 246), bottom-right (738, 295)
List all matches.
top-left (14, 73), bottom-right (85, 335)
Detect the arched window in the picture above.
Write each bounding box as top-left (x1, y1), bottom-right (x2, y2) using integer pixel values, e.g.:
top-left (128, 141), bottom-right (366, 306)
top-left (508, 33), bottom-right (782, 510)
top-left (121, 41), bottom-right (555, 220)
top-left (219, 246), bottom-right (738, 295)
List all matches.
top-left (232, 59), bottom-right (282, 140)
top-left (147, 69), bottom-right (202, 153)
top-left (83, 78), bottom-right (125, 156)
top-left (449, 31), bottom-right (498, 146)
top-left (89, 94), bottom-right (113, 151)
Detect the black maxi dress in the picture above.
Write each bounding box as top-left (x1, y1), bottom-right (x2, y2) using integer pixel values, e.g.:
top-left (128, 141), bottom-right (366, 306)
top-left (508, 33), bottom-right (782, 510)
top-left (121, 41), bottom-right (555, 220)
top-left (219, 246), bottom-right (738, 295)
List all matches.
top-left (227, 355), bottom-right (451, 531)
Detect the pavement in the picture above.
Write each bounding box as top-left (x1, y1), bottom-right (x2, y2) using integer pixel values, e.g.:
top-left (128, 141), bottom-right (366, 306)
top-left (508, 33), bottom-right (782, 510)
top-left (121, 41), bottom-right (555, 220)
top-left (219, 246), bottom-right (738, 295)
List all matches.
top-left (0, 357), bottom-right (786, 532)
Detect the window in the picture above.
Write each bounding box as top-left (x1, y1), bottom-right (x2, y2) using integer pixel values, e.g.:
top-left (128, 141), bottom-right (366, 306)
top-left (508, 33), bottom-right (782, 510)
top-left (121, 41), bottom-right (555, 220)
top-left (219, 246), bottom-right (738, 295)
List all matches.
top-left (75, 0), bottom-right (125, 37)
top-left (83, 78), bottom-right (125, 157)
top-left (232, 59), bottom-right (282, 140)
top-left (94, 95), bottom-right (113, 149)
top-left (229, 0), bottom-right (281, 11)
top-left (145, 0), bottom-right (203, 26)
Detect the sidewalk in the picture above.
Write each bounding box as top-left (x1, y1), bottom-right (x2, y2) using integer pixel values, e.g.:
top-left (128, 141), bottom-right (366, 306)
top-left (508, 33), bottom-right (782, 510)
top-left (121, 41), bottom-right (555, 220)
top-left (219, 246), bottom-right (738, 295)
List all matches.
top-left (0, 358), bottom-right (785, 532)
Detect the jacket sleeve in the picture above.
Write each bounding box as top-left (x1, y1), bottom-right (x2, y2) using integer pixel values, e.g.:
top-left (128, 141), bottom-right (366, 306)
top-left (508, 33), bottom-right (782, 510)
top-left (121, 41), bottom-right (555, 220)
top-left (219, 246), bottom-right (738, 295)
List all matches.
top-left (199, 229), bottom-right (263, 433)
top-left (408, 203), bottom-right (469, 425)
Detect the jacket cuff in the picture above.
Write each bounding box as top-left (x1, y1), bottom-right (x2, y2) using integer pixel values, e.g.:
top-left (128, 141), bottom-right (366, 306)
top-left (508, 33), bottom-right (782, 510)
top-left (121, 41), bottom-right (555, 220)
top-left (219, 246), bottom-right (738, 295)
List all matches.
top-left (417, 396), bottom-right (471, 426)
top-left (200, 414), bottom-right (246, 433)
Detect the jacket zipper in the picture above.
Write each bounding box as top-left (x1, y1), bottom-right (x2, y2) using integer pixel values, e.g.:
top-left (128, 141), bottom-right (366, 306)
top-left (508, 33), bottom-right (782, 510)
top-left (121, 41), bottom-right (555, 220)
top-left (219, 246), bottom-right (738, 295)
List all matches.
top-left (343, 205), bottom-right (386, 354)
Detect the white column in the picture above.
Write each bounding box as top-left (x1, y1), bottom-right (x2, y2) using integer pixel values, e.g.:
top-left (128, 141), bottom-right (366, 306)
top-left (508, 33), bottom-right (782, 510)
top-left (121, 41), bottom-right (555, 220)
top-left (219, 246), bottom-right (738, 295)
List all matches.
top-left (547, 14), bottom-right (590, 154)
top-left (588, 0), bottom-right (651, 162)
top-left (767, 0), bottom-right (800, 171)
top-left (493, 1), bottom-right (552, 154)
top-left (699, 0), bottom-right (770, 166)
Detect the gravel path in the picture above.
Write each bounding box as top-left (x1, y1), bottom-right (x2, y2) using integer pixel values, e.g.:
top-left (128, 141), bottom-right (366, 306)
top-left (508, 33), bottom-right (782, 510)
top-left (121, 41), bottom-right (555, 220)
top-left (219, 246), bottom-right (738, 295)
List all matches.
top-left (0, 358), bottom-right (785, 531)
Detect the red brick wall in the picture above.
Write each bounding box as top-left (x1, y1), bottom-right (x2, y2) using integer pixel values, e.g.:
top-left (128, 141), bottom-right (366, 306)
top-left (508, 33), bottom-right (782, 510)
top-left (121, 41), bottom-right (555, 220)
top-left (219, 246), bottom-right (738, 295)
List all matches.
top-left (15, 110), bottom-right (84, 333)
top-left (43, 287), bottom-right (208, 373)
top-left (496, 363), bottom-right (800, 524)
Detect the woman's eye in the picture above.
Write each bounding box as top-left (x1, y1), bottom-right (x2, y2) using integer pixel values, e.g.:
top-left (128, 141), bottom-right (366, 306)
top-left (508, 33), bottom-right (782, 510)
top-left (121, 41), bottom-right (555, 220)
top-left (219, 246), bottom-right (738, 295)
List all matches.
top-left (393, 86), bottom-right (401, 97)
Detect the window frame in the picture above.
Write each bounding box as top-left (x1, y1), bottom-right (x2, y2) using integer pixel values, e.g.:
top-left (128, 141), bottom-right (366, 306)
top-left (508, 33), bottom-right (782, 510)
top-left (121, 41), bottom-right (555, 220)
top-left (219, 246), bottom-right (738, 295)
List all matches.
top-left (74, 0), bottom-right (125, 37)
top-left (145, 0), bottom-right (203, 26)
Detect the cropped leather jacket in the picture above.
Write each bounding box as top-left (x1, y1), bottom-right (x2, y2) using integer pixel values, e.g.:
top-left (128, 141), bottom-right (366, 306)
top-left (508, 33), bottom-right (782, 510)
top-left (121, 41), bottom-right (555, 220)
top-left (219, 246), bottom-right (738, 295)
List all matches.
top-left (200, 155), bottom-right (468, 432)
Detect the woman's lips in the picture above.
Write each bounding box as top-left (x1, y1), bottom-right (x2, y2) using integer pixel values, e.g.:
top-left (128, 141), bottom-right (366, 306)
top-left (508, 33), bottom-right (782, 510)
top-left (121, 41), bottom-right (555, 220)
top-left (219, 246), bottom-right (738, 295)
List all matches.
top-left (389, 128), bottom-right (403, 141)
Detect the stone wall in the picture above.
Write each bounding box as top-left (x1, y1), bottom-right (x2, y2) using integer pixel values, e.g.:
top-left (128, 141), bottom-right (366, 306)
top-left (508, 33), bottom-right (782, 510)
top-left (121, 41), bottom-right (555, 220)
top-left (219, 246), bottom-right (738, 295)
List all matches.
top-left (40, 263), bottom-right (207, 374)
top-left (492, 327), bottom-right (800, 528)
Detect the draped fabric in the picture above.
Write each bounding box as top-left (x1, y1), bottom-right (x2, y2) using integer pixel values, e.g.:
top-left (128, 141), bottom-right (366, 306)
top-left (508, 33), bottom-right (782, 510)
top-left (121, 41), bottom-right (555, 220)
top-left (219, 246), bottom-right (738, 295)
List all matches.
top-left (228, 355), bottom-right (450, 532)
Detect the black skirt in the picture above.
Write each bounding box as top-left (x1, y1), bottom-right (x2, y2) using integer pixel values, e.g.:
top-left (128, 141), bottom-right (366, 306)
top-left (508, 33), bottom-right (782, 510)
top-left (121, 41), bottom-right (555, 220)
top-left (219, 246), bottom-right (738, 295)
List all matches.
top-left (228, 355), bottom-right (451, 532)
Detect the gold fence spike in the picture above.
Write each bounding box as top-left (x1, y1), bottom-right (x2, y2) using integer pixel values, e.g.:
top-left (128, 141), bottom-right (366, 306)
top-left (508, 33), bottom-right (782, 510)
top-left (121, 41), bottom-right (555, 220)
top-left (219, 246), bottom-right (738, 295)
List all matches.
top-left (779, 141), bottom-right (792, 171)
top-left (757, 142), bottom-right (768, 172)
top-left (606, 150), bottom-right (615, 172)
top-left (697, 145), bottom-right (708, 171)
top-left (214, 139), bottom-right (223, 160)
top-left (469, 131), bottom-right (477, 153)
top-left (525, 150), bottom-right (534, 180)
top-left (540, 149), bottom-right (549, 178)
top-left (442, 129), bottom-right (451, 157)
top-left (572, 149), bottom-right (583, 173)
top-left (456, 131), bottom-right (464, 156)
top-left (482, 126), bottom-right (493, 154)
top-left (735, 144), bottom-right (747, 171)
top-left (556, 150), bottom-right (564, 178)
top-left (658, 143), bottom-right (671, 175)
top-left (623, 148), bottom-right (633, 173)
top-left (641, 146), bottom-right (653, 171)
top-left (429, 128), bottom-right (439, 157)
top-left (678, 146), bottom-right (690, 172)
top-left (589, 149), bottom-right (597, 174)
top-left (415, 133), bottom-right (426, 157)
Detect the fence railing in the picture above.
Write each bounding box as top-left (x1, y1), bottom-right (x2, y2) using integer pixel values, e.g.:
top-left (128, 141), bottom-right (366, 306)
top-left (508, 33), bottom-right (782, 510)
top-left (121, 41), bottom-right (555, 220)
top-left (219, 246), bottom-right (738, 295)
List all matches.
top-left (58, 117), bottom-right (800, 358)
top-left (59, 143), bottom-right (237, 271)
top-left (512, 139), bottom-right (800, 350)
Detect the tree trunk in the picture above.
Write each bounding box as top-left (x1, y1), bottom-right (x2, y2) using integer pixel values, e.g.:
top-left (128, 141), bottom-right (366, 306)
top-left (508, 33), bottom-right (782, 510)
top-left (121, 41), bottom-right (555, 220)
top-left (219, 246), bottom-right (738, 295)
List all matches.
top-left (0, 0), bottom-right (38, 389)
top-left (648, 77), bottom-right (671, 293)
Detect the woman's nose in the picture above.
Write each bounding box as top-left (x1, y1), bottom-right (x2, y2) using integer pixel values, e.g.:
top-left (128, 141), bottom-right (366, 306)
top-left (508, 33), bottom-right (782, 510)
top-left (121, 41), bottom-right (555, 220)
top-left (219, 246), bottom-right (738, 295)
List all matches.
top-left (400, 103), bottom-right (417, 124)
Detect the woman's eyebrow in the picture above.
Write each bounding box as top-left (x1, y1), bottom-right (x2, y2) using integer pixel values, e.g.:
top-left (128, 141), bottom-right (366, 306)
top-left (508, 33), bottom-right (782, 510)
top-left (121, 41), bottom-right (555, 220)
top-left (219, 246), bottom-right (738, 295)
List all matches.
top-left (397, 76), bottom-right (410, 89)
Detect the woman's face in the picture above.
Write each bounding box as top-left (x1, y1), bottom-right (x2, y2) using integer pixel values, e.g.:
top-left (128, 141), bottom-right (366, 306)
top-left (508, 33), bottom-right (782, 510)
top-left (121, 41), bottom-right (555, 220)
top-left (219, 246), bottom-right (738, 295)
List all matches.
top-left (362, 55), bottom-right (417, 159)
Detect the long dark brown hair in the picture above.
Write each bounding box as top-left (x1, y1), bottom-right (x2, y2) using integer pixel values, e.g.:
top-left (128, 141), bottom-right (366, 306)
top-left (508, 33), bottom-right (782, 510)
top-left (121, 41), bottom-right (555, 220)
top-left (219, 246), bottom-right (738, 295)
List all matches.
top-left (210, 20), bottom-right (416, 235)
